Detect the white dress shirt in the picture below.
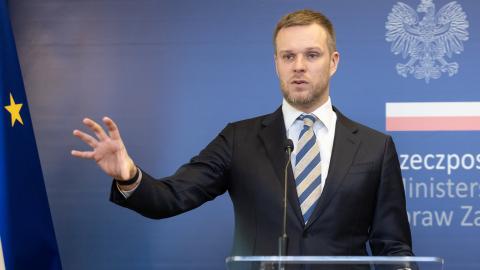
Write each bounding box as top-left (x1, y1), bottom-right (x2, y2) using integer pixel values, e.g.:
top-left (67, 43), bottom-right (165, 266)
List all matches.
top-left (282, 97), bottom-right (337, 193)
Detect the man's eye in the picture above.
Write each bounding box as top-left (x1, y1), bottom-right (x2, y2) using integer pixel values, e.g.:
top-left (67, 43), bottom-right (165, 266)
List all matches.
top-left (283, 54), bottom-right (294, 61)
top-left (307, 53), bottom-right (319, 59)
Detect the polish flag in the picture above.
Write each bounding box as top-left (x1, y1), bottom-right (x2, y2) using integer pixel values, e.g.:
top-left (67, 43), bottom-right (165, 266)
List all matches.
top-left (386, 102), bottom-right (480, 131)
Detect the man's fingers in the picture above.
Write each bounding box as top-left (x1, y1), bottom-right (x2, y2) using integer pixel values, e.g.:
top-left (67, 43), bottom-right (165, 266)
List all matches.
top-left (83, 118), bottom-right (108, 140)
top-left (102, 117), bottom-right (121, 140)
top-left (71, 150), bottom-right (95, 159)
top-left (73, 129), bottom-right (98, 148)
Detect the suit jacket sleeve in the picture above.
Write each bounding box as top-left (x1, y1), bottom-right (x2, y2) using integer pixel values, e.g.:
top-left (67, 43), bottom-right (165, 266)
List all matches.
top-left (109, 123), bottom-right (234, 219)
top-left (369, 135), bottom-right (414, 256)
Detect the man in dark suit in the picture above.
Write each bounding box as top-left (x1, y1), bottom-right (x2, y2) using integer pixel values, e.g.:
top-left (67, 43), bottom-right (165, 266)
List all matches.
top-left (72, 9), bottom-right (413, 260)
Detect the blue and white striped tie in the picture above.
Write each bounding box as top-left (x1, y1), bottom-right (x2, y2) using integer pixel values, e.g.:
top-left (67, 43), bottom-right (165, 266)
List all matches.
top-left (295, 114), bottom-right (322, 224)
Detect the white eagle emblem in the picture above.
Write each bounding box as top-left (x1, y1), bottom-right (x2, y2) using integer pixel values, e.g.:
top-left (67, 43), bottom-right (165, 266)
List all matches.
top-left (385, 0), bottom-right (469, 83)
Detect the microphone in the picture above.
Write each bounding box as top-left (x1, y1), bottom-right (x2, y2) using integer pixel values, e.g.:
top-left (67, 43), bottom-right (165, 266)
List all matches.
top-left (285, 139), bottom-right (294, 153)
top-left (279, 139), bottom-right (294, 258)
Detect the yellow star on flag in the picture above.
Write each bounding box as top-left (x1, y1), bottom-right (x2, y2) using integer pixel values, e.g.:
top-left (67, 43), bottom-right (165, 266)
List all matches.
top-left (4, 92), bottom-right (24, 127)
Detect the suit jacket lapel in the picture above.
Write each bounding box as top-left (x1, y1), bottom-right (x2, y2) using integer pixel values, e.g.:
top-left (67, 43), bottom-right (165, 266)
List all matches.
top-left (258, 108), bottom-right (304, 226)
top-left (305, 108), bottom-right (361, 229)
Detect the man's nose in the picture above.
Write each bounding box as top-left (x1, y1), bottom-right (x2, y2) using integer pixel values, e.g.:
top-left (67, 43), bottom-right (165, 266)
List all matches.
top-left (293, 56), bottom-right (306, 73)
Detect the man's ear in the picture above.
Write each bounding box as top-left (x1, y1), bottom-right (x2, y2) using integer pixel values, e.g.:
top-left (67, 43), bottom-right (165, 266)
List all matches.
top-left (274, 53), bottom-right (279, 77)
top-left (330, 51), bottom-right (340, 76)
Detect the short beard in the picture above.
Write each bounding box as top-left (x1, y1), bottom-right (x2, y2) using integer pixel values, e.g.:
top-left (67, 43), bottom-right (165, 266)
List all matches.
top-left (280, 82), bottom-right (323, 108)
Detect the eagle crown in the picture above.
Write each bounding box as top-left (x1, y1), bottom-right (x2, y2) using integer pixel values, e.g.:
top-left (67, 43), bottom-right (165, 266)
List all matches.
top-left (417, 0), bottom-right (435, 28)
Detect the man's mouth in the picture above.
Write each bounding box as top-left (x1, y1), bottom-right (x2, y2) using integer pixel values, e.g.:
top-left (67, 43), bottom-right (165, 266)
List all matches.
top-left (291, 80), bottom-right (308, 85)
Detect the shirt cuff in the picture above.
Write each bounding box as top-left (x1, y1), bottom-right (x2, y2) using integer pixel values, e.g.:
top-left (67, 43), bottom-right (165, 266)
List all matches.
top-left (116, 168), bottom-right (142, 199)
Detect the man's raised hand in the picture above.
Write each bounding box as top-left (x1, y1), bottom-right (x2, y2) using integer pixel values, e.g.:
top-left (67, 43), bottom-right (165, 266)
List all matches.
top-left (71, 117), bottom-right (137, 181)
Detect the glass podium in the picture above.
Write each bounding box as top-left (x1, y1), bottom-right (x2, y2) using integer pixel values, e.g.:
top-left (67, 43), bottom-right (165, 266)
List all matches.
top-left (226, 256), bottom-right (443, 270)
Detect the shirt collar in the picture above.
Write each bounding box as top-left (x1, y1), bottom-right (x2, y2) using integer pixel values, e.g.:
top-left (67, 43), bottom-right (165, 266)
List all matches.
top-left (282, 97), bottom-right (335, 131)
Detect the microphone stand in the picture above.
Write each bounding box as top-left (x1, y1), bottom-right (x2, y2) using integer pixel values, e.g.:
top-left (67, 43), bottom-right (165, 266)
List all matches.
top-left (278, 140), bottom-right (293, 270)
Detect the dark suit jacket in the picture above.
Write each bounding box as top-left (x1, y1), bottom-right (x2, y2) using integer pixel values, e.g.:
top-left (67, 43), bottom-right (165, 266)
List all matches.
top-left (110, 107), bottom-right (413, 257)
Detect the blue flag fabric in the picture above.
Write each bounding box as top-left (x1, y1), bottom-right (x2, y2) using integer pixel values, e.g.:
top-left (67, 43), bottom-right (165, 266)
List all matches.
top-left (0, 1), bottom-right (62, 269)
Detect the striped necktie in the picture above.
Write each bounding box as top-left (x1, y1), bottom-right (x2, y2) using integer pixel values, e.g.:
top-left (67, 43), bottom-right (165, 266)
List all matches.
top-left (295, 114), bottom-right (322, 224)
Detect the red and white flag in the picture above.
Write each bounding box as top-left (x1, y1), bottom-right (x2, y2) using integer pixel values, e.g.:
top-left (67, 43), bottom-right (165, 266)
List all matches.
top-left (386, 102), bottom-right (480, 131)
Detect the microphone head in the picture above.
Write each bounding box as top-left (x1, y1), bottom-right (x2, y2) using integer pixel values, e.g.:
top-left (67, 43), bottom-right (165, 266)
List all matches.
top-left (285, 139), bottom-right (294, 152)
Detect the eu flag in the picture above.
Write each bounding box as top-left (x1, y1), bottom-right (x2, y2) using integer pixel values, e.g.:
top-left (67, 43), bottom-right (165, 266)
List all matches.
top-left (0, 0), bottom-right (62, 269)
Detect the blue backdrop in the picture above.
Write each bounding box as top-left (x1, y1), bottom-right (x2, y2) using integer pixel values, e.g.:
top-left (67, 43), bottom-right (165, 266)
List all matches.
top-left (8, 0), bottom-right (479, 269)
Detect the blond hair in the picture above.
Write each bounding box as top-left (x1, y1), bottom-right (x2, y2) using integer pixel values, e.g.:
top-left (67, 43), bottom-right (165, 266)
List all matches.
top-left (273, 9), bottom-right (336, 53)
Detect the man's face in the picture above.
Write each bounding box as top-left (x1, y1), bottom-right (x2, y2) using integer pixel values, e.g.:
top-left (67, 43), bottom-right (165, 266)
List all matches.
top-left (275, 23), bottom-right (339, 112)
